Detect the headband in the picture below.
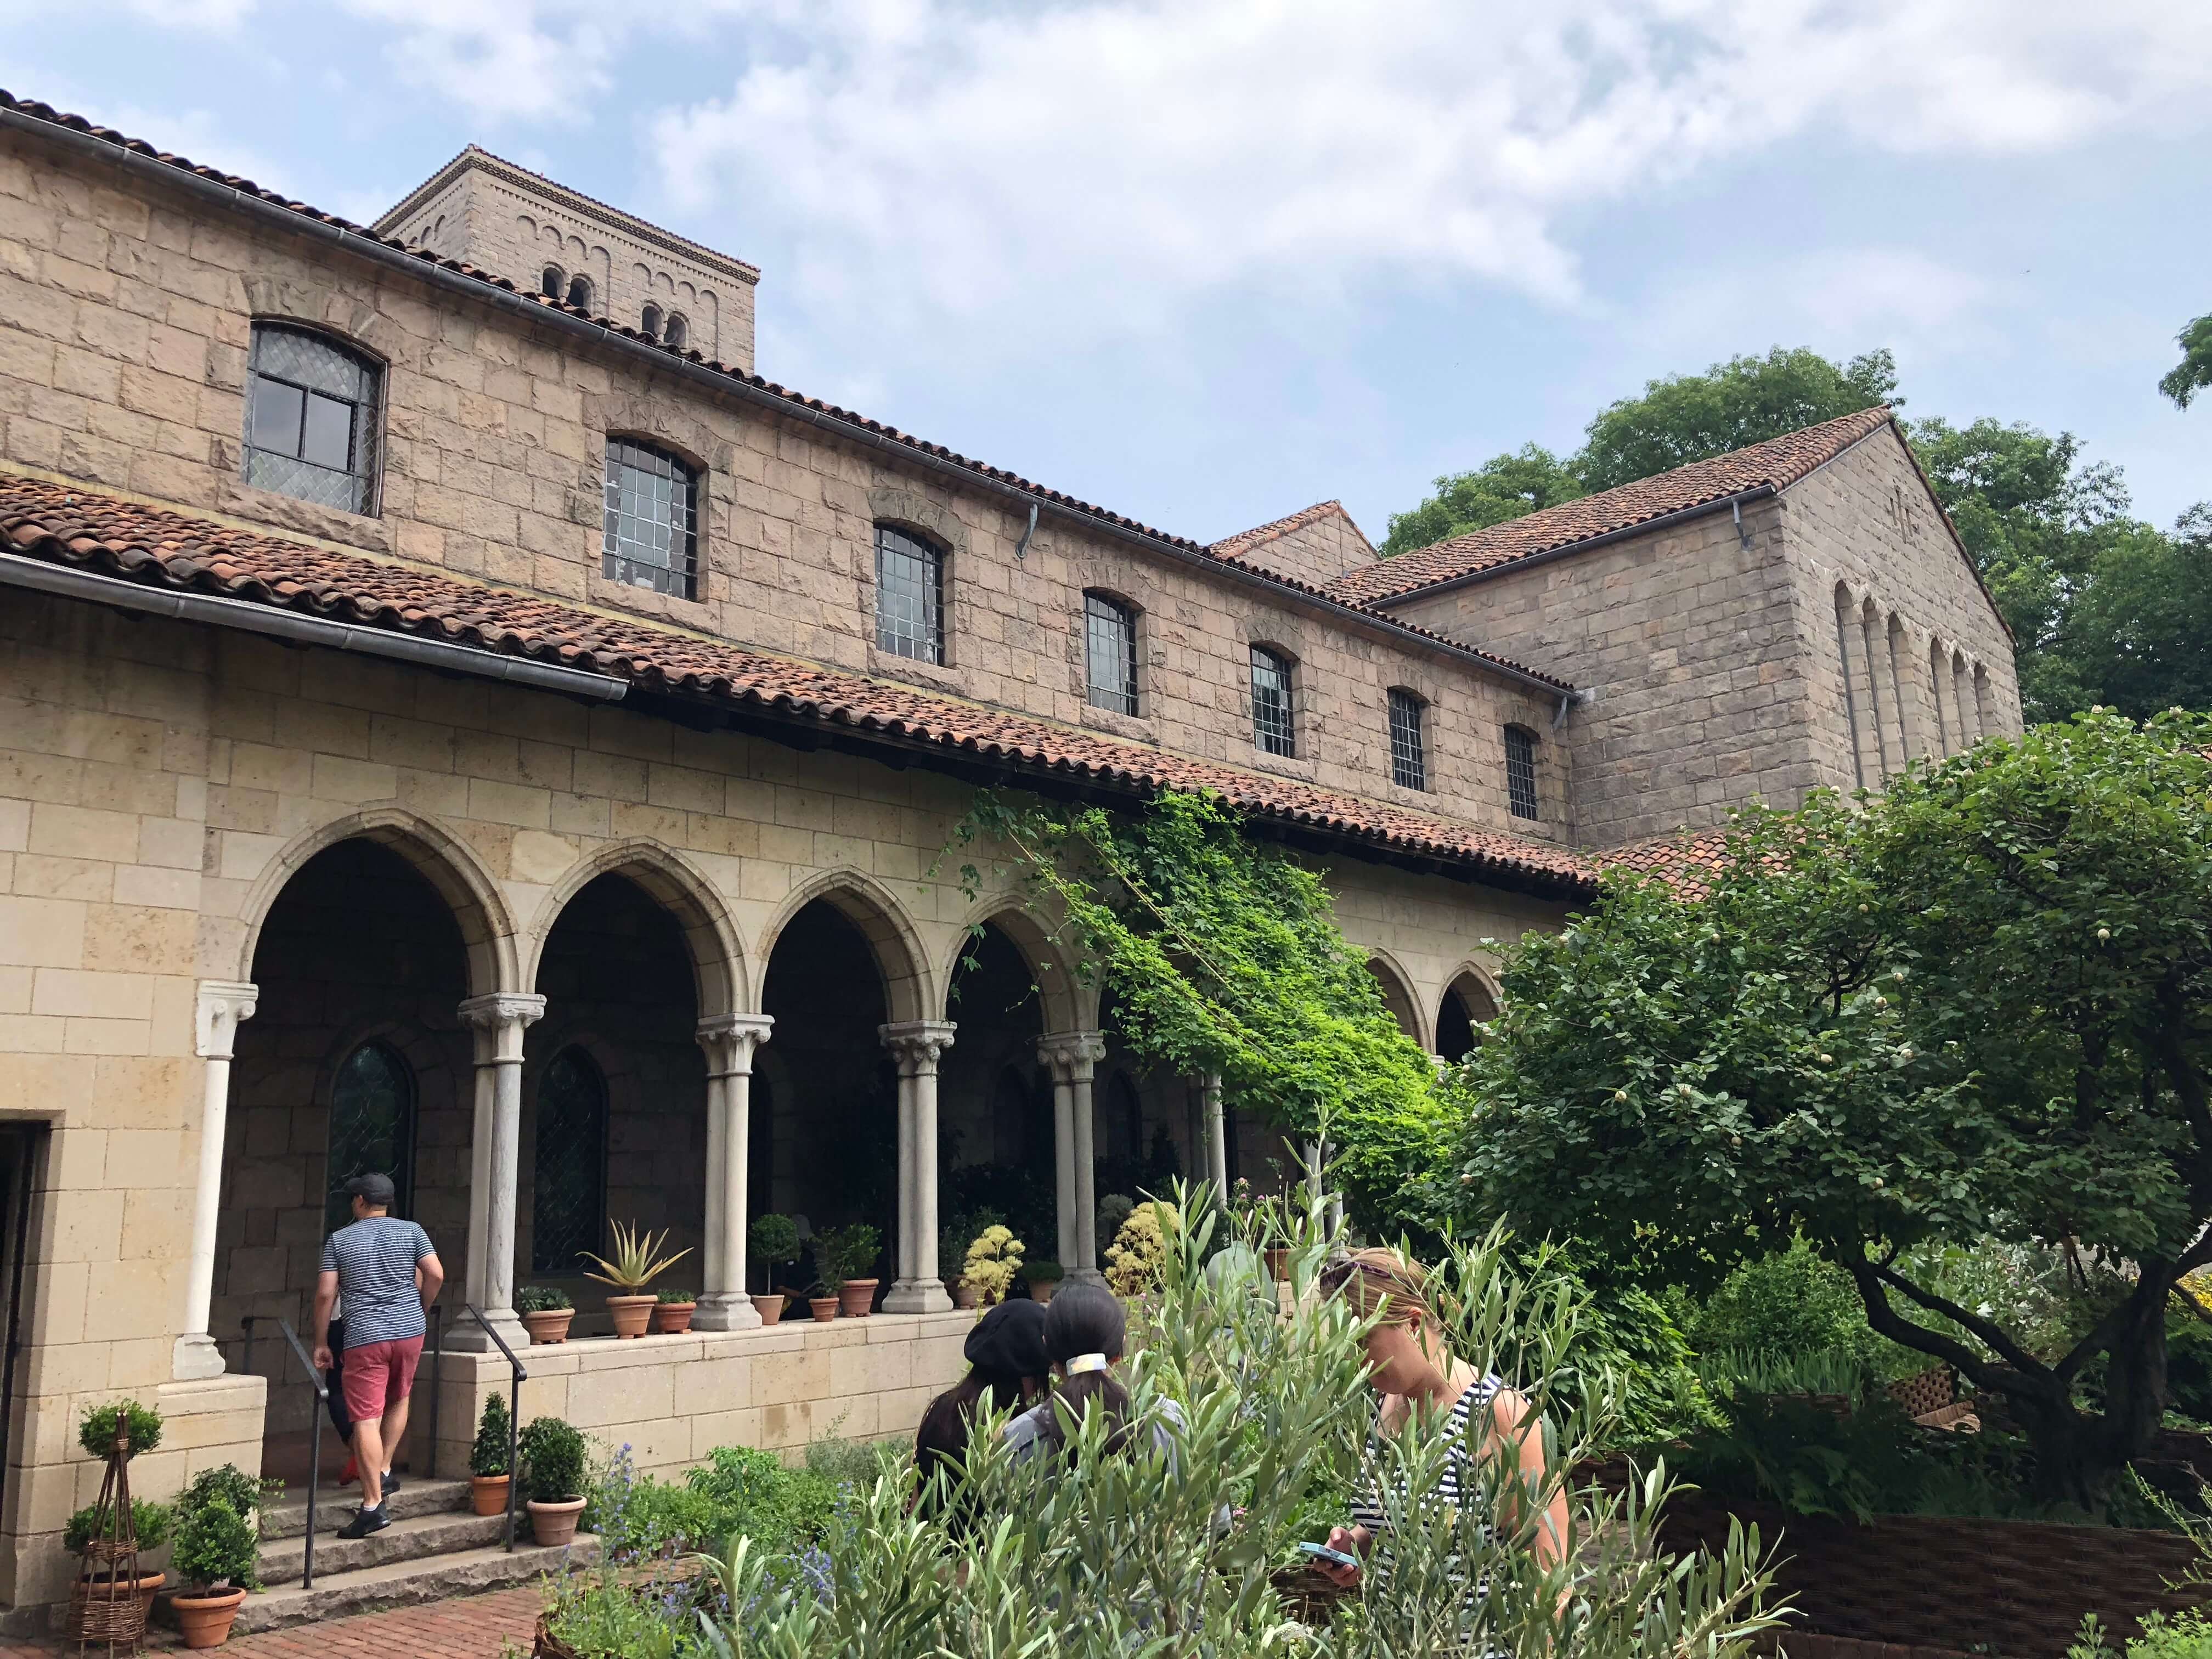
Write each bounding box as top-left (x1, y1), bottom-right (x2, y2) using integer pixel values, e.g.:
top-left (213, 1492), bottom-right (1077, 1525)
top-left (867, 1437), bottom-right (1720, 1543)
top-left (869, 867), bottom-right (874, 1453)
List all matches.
top-left (1065, 1352), bottom-right (1111, 1375)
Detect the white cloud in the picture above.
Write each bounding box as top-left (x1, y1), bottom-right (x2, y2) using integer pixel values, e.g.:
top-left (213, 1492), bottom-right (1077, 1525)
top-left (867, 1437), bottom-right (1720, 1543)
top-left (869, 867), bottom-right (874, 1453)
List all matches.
top-left (331, 0), bottom-right (616, 123)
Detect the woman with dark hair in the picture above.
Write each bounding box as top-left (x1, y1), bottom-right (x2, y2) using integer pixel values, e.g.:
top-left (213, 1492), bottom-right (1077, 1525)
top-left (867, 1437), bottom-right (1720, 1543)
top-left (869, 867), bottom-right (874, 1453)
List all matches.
top-left (1006, 1280), bottom-right (1184, 1464)
top-left (915, 1298), bottom-right (1051, 1526)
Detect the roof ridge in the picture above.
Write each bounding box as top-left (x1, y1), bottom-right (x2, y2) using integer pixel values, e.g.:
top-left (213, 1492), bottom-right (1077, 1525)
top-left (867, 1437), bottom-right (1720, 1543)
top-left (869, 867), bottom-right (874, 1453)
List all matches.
top-left (1211, 498), bottom-right (1348, 554)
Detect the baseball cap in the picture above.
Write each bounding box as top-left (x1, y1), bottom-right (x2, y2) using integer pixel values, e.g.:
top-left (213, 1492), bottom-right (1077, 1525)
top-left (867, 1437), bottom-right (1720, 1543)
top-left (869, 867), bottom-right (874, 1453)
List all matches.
top-left (345, 1172), bottom-right (397, 1206)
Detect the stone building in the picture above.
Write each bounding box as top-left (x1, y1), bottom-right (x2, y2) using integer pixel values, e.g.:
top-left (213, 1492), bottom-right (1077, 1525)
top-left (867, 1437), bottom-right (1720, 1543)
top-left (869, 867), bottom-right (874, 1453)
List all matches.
top-left (0, 88), bottom-right (2017, 1626)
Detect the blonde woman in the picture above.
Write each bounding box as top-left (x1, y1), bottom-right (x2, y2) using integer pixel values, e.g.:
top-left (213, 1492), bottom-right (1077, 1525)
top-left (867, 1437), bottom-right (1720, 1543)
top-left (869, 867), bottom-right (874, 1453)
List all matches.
top-left (1314, 1248), bottom-right (1568, 1590)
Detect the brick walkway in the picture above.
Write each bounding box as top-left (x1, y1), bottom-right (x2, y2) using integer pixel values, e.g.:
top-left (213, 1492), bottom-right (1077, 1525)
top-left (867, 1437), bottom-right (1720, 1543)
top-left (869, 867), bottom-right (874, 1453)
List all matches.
top-left (0, 1584), bottom-right (543, 1658)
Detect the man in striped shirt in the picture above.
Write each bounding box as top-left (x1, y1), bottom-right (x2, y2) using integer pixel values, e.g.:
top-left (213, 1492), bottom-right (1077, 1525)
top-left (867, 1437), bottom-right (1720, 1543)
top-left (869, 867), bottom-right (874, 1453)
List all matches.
top-left (312, 1172), bottom-right (444, 1539)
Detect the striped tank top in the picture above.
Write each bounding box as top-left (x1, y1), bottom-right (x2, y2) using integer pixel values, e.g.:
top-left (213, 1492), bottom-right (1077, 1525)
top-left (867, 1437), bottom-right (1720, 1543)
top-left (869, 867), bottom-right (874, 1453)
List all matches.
top-left (1349, 1372), bottom-right (1502, 1561)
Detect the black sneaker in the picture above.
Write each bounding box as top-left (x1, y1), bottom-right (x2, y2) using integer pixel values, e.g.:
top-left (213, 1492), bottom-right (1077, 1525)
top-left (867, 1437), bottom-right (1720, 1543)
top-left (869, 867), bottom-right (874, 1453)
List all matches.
top-left (336, 1504), bottom-right (390, 1540)
top-left (381, 1470), bottom-right (400, 1496)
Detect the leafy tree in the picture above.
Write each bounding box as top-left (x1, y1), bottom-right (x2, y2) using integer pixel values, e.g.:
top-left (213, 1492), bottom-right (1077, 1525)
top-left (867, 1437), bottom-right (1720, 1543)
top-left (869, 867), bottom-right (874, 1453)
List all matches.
top-left (1379, 444), bottom-right (1585, 557)
top-left (1451, 711), bottom-right (2212, 1503)
top-left (2063, 507), bottom-right (2212, 720)
top-left (2161, 313), bottom-right (2212, 410)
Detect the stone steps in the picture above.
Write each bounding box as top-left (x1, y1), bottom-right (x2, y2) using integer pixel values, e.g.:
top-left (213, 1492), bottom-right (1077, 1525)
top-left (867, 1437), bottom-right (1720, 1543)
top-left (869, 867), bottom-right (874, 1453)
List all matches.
top-left (261, 1476), bottom-right (475, 1540)
top-left (226, 1535), bottom-right (599, 1635)
top-left (258, 1508), bottom-right (522, 1584)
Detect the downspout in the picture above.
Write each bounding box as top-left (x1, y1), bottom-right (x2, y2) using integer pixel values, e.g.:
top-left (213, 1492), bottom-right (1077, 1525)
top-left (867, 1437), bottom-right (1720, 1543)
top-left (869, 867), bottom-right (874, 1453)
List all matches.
top-left (1014, 501), bottom-right (1039, 561)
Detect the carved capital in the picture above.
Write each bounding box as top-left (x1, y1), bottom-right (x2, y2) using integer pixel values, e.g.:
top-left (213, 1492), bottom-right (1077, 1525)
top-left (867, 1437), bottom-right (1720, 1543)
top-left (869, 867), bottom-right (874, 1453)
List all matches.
top-left (696, 1013), bottom-right (774, 1078)
top-left (879, 1019), bottom-right (957, 1075)
top-left (194, 981), bottom-right (259, 1060)
top-left (458, 992), bottom-right (546, 1065)
top-left (1036, 1030), bottom-right (1108, 1082)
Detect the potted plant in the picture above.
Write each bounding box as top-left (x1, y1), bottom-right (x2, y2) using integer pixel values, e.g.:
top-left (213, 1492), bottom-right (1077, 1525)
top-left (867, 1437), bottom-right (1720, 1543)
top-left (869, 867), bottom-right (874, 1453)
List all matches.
top-left (749, 1214), bottom-right (800, 1324)
top-left (67, 1399), bottom-right (167, 1646)
top-left (518, 1417), bottom-right (588, 1547)
top-left (579, 1220), bottom-right (691, 1338)
top-left (468, 1392), bottom-right (513, 1516)
top-left (516, 1285), bottom-right (574, 1344)
top-left (1025, 1260), bottom-right (1066, 1305)
top-left (65, 1498), bottom-right (172, 1627)
top-left (817, 1223), bottom-right (881, 1318)
top-left (652, 1288), bottom-right (697, 1334)
top-left (958, 1224), bottom-right (1024, 1308)
top-left (806, 1283), bottom-right (839, 1322)
top-left (170, 1494), bottom-right (258, 1649)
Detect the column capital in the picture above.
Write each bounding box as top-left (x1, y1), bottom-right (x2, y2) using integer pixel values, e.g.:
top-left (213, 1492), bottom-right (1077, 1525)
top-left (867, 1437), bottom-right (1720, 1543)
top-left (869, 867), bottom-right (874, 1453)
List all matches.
top-left (458, 992), bottom-right (545, 1065)
top-left (696, 1013), bottom-right (774, 1078)
top-left (193, 981), bottom-right (258, 1060)
top-left (1037, 1029), bottom-right (1107, 1081)
top-left (879, 1019), bottom-right (956, 1075)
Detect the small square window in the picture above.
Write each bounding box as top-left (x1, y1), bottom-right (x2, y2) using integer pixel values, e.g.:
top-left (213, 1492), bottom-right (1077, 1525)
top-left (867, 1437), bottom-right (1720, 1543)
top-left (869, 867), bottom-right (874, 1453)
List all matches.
top-left (1389, 690), bottom-right (1427, 791)
top-left (1251, 647), bottom-right (1295, 757)
top-left (241, 323), bottom-right (381, 515)
top-left (602, 438), bottom-right (699, 600)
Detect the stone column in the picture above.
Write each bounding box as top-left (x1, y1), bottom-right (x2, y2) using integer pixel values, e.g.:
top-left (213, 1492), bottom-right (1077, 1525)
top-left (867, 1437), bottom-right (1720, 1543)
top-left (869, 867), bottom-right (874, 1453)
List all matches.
top-left (881, 1020), bottom-right (956, 1314)
top-left (174, 981), bottom-right (258, 1381)
top-left (1047, 1059), bottom-right (1079, 1273)
top-left (1039, 1032), bottom-right (1108, 1284)
top-left (695, 1013), bottom-right (774, 1330)
top-left (1201, 1073), bottom-right (1228, 1197)
top-left (452, 992), bottom-right (544, 1353)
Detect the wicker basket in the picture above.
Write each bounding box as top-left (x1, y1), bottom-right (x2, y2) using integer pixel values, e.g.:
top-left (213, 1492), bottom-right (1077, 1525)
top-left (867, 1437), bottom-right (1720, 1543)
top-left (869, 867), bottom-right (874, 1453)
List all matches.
top-left (69, 1572), bottom-right (153, 1646)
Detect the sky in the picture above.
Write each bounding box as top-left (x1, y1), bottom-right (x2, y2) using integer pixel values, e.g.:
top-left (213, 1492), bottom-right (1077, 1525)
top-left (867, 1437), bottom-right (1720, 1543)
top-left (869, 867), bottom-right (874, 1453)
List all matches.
top-left (5, 0), bottom-right (2208, 544)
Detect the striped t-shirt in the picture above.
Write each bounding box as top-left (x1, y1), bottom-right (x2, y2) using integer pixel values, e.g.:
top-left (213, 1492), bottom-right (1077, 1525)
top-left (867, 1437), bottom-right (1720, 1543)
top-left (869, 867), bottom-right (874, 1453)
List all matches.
top-left (320, 1217), bottom-right (435, 1349)
top-left (1350, 1372), bottom-right (1502, 1556)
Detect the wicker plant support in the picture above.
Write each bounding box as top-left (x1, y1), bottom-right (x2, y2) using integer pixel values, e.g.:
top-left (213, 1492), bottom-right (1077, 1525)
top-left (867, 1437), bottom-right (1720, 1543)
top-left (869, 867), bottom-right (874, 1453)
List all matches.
top-left (71, 1423), bottom-right (144, 1654)
top-left (533, 1612), bottom-right (580, 1658)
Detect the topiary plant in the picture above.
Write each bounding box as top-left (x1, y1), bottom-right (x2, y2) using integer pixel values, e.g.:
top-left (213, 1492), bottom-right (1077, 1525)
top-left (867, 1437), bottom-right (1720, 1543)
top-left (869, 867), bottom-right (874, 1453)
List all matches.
top-left (64, 1497), bottom-right (172, 1554)
top-left (77, 1400), bottom-right (161, 1461)
top-left (749, 1214), bottom-right (801, 1293)
top-left (178, 1463), bottom-right (278, 1523)
top-left (516, 1285), bottom-right (572, 1313)
top-left (518, 1416), bottom-right (587, 1504)
top-left (471, 1392), bottom-right (512, 1479)
top-left (172, 1497), bottom-right (258, 1594)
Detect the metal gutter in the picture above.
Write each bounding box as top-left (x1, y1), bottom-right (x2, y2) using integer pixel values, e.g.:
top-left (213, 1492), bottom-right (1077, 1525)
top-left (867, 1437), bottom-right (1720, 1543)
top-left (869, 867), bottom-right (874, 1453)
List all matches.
top-left (1, 105), bottom-right (1572, 702)
top-left (0, 552), bottom-right (630, 703)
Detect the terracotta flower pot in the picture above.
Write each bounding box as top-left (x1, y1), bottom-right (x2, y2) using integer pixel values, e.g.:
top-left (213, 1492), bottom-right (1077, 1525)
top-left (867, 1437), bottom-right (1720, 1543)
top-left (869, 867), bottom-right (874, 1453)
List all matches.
top-left (470, 1473), bottom-right (512, 1516)
top-left (1262, 1248), bottom-right (1290, 1283)
top-left (173, 1586), bottom-right (247, 1650)
top-left (1031, 1278), bottom-right (1062, 1306)
top-left (838, 1277), bottom-right (878, 1318)
top-left (522, 1308), bottom-right (574, 1345)
top-left (605, 1294), bottom-right (655, 1338)
top-left (526, 1496), bottom-right (587, 1548)
top-left (750, 1293), bottom-right (786, 1325)
top-left (954, 1282), bottom-right (980, 1310)
top-left (651, 1301), bottom-right (697, 1334)
top-left (808, 1297), bottom-right (838, 1322)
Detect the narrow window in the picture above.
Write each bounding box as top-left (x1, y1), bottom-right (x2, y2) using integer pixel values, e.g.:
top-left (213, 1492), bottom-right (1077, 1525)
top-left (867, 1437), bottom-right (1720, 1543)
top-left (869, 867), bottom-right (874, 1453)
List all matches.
top-left (875, 523), bottom-right (946, 663)
top-left (325, 1040), bottom-right (415, 1234)
top-left (566, 274), bottom-right (593, 312)
top-left (1388, 689), bottom-right (1427, 791)
top-left (1504, 725), bottom-right (1539, 820)
top-left (1835, 585), bottom-right (1867, 789)
top-left (1860, 601), bottom-right (1892, 782)
top-left (663, 313), bottom-right (688, 351)
top-left (532, 1047), bottom-right (608, 1274)
top-left (1929, 639), bottom-right (1951, 758)
top-left (243, 322), bottom-right (382, 515)
top-left (541, 266), bottom-right (564, 299)
top-left (1972, 664), bottom-right (1993, 741)
top-left (1250, 647), bottom-right (1295, 757)
top-left (1085, 593), bottom-right (1139, 715)
top-left (641, 303), bottom-right (663, 340)
top-left (602, 438), bottom-right (699, 600)
top-left (1952, 653), bottom-right (1973, 751)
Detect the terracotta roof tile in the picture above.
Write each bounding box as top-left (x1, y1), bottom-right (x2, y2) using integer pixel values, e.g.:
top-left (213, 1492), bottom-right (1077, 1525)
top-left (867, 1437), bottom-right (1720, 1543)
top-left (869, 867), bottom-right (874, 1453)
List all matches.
top-left (1324, 408), bottom-right (1897, 605)
top-left (0, 473), bottom-right (1598, 896)
top-left (1210, 499), bottom-right (1376, 562)
top-left (1601, 826), bottom-right (1736, 900)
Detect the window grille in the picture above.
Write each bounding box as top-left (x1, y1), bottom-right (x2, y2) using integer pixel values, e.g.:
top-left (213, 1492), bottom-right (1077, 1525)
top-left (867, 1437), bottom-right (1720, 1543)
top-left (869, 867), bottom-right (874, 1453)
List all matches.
top-left (532, 1048), bottom-right (608, 1275)
top-left (875, 524), bottom-right (945, 663)
top-left (602, 439), bottom-right (699, 599)
top-left (1085, 593), bottom-right (1139, 715)
top-left (244, 323), bottom-right (381, 515)
top-left (1388, 689), bottom-right (1427, 790)
top-left (325, 1041), bottom-right (415, 1234)
top-left (1250, 647), bottom-right (1295, 757)
top-left (1504, 725), bottom-right (1540, 820)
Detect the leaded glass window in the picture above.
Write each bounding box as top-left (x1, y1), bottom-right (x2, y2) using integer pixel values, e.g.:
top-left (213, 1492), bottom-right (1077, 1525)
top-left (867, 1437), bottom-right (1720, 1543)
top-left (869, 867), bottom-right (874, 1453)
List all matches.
top-left (1250, 646), bottom-right (1295, 757)
top-left (244, 323), bottom-right (381, 515)
top-left (1389, 689), bottom-right (1427, 791)
top-left (1085, 593), bottom-right (1138, 715)
top-left (602, 439), bottom-right (699, 599)
top-left (532, 1048), bottom-right (608, 1275)
top-left (1505, 725), bottom-right (1539, 820)
top-left (325, 1040), bottom-right (415, 1235)
top-left (875, 524), bottom-right (945, 663)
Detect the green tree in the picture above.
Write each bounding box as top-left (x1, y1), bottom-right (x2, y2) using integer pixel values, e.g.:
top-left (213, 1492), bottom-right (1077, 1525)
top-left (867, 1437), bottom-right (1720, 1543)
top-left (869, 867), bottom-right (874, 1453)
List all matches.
top-left (1379, 444), bottom-right (1586, 558)
top-left (2064, 507), bottom-right (2212, 720)
top-left (1451, 711), bottom-right (2212, 1503)
top-left (2160, 312), bottom-right (2212, 410)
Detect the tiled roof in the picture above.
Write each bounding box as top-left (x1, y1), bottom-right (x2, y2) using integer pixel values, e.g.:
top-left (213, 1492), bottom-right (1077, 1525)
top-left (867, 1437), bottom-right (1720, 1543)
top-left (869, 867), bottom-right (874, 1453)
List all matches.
top-left (0, 88), bottom-right (1567, 696)
top-left (1324, 408), bottom-right (1898, 605)
top-left (1601, 827), bottom-right (1736, 900)
top-left (1211, 499), bottom-right (1376, 562)
top-left (0, 473), bottom-right (1599, 896)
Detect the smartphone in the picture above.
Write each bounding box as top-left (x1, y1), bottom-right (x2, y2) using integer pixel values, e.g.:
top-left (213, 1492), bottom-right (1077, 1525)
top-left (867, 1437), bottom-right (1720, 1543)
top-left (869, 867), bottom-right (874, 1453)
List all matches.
top-left (1297, 1542), bottom-right (1358, 1568)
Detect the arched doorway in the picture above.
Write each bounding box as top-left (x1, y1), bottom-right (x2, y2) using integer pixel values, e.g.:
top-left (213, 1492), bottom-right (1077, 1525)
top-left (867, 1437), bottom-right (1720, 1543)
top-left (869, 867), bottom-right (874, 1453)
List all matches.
top-left (1365, 957), bottom-right (1423, 1047)
top-left (938, 922), bottom-right (1055, 1269)
top-left (1437, 971), bottom-right (1498, 1064)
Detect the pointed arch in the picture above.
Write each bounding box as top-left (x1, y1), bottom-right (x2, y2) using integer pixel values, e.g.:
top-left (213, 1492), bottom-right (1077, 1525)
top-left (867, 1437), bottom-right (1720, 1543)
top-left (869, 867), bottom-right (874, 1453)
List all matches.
top-left (753, 868), bottom-right (933, 1025)
top-left (520, 840), bottom-right (747, 1018)
top-left (1364, 951), bottom-right (1426, 1050)
top-left (1436, 964), bottom-right (1500, 1063)
top-left (939, 895), bottom-right (1082, 1033)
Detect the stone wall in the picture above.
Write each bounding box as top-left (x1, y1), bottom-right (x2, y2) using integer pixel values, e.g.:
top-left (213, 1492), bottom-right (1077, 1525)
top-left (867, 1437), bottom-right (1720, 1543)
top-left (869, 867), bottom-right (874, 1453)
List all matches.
top-left (1223, 503), bottom-right (1378, 589)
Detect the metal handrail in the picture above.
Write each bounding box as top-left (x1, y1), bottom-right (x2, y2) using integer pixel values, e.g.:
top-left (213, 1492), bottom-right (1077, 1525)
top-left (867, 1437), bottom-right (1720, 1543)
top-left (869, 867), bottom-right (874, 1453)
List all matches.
top-left (456, 1304), bottom-right (527, 1551)
top-left (238, 1316), bottom-right (327, 1590)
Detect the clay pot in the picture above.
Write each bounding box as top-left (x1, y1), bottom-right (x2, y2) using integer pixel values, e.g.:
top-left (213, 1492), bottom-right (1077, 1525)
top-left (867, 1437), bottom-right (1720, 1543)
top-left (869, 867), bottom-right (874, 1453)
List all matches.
top-left (953, 1283), bottom-right (981, 1310)
top-left (1031, 1278), bottom-right (1062, 1306)
top-left (651, 1301), bottom-right (697, 1335)
top-left (605, 1294), bottom-right (655, 1339)
top-left (808, 1297), bottom-right (838, 1322)
top-left (1262, 1248), bottom-right (1290, 1283)
top-left (522, 1308), bottom-right (574, 1345)
top-left (173, 1587), bottom-right (247, 1650)
top-left (527, 1496), bottom-right (587, 1548)
top-left (470, 1473), bottom-right (512, 1516)
top-left (838, 1278), bottom-right (878, 1318)
top-left (749, 1294), bottom-right (786, 1325)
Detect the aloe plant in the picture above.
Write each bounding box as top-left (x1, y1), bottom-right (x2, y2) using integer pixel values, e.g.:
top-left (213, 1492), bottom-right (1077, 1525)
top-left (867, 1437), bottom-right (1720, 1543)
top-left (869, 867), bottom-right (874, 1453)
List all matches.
top-left (578, 1220), bottom-right (691, 1293)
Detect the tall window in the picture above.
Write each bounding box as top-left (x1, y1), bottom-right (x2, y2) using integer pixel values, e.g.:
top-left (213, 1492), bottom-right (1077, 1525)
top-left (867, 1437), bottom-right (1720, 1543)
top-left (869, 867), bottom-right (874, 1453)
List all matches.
top-left (641, 303), bottom-right (663, 340)
top-left (1085, 593), bottom-right (1138, 715)
top-left (875, 524), bottom-right (945, 663)
top-left (541, 266), bottom-right (564, 298)
top-left (532, 1048), bottom-right (608, 1275)
top-left (1250, 647), bottom-right (1295, 757)
top-left (1504, 725), bottom-right (1539, 820)
top-left (1388, 689), bottom-right (1427, 790)
top-left (566, 274), bottom-right (593, 312)
top-left (244, 323), bottom-right (381, 515)
top-left (325, 1040), bottom-right (414, 1235)
top-left (602, 438), bottom-right (699, 600)
top-left (663, 313), bottom-right (689, 351)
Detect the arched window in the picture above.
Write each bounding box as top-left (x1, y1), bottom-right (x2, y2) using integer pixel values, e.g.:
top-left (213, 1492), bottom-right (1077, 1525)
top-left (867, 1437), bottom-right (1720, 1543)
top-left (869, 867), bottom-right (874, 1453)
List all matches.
top-left (1835, 584), bottom-right (1867, 789)
top-left (1085, 592), bottom-right (1138, 715)
top-left (566, 274), bottom-right (593, 312)
top-left (532, 1047), bottom-right (608, 1275)
top-left (602, 438), bottom-right (699, 600)
top-left (1436, 974), bottom-right (1497, 1064)
top-left (1387, 688), bottom-right (1427, 791)
top-left (875, 523), bottom-right (946, 663)
top-left (663, 312), bottom-right (689, 351)
top-left (541, 266), bottom-right (565, 298)
top-left (244, 321), bottom-right (382, 515)
top-left (1929, 639), bottom-right (1951, 758)
top-left (325, 1040), bottom-right (415, 1234)
top-left (1503, 725), bottom-right (1539, 820)
top-left (1250, 646), bottom-right (1295, 757)
top-left (641, 303), bottom-right (663, 340)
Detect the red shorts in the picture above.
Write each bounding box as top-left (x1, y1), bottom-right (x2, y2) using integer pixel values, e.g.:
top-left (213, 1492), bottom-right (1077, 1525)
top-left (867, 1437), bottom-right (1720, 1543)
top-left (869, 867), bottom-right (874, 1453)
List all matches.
top-left (340, 1336), bottom-right (423, 1423)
